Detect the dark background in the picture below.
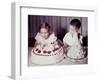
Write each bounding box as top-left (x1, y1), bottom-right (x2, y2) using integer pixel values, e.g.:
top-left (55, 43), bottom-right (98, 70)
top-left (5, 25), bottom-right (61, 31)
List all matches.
top-left (28, 15), bottom-right (88, 47)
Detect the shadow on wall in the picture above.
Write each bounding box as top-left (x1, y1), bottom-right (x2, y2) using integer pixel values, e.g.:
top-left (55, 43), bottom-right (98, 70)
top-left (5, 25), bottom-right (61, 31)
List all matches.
top-left (56, 28), bottom-right (67, 42)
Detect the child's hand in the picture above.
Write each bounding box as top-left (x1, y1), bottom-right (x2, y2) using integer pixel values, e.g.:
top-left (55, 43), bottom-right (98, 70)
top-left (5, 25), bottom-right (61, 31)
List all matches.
top-left (40, 44), bottom-right (46, 49)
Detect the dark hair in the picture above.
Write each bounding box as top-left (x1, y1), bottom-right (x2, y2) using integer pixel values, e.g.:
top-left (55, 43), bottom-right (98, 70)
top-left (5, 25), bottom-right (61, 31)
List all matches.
top-left (39, 22), bottom-right (51, 33)
top-left (70, 19), bottom-right (81, 29)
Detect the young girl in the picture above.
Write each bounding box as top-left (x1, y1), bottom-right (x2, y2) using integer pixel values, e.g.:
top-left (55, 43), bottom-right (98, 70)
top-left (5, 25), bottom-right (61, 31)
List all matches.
top-left (63, 19), bottom-right (84, 60)
top-left (34, 22), bottom-right (58, 51)
top-left (31, 22), bottom-right (64, 65)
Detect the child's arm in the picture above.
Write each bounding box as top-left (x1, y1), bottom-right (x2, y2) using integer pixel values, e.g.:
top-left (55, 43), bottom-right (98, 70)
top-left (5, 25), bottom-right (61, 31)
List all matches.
top-left (63, 33), bottom-right (74, 46)
top-left (35, 33), bottom-right (41, 43)
top-left (73, 32), bottom-right (80, 45)
top-left (48, 33), bottom-right (57, 44)
top-left (35, 32), bottom-right (45, 45)
top-left (63, 32), bottom-right (81, 47)
top-left (63, 43), bottom-right (70, 54)
top-left (34, 41), bottom-right (40, 47)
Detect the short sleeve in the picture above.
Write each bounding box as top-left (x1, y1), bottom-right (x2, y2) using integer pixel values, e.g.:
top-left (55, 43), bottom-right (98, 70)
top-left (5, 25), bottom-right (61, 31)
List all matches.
top-left (63, 33), bottom-right (74, 46)
top-left (35, 33), bottom-right (43, 44)
top-left (47, 33), bottom-right (57, 43)
top-left (63, 32), bottom-right (82, 47)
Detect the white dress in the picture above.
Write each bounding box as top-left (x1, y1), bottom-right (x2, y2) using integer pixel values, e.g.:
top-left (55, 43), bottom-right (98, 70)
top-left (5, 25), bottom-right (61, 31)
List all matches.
top-left (35, 32), bottom-right (57, 50)
top-left (63, 32), bottom-right (84, 59)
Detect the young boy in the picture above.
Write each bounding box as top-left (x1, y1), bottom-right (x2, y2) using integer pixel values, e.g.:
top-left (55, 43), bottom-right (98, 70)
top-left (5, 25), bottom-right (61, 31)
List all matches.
top-left (63, 19), bottom-right (84, 60)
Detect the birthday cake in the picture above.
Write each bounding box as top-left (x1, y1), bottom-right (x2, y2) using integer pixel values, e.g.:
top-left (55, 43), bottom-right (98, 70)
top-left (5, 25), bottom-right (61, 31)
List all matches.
top-left (31, 41), bottom-right (64, 65)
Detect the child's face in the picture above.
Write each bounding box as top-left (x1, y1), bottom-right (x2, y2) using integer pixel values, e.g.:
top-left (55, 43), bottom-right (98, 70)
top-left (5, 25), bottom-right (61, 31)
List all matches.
top-left (40, 28), bottom-right (49, 39)
top-left (69, 25), bottom-right (78, 34)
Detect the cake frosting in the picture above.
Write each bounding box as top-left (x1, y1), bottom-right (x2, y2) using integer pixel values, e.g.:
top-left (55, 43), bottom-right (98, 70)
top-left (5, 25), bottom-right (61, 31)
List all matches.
top-left (31, 44), bottom-right (64, 65)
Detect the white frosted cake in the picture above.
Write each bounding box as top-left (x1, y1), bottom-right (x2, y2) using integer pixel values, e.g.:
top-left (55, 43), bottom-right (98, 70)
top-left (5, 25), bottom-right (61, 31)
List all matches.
top-left (31, 43), bottom-right (64, 65)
